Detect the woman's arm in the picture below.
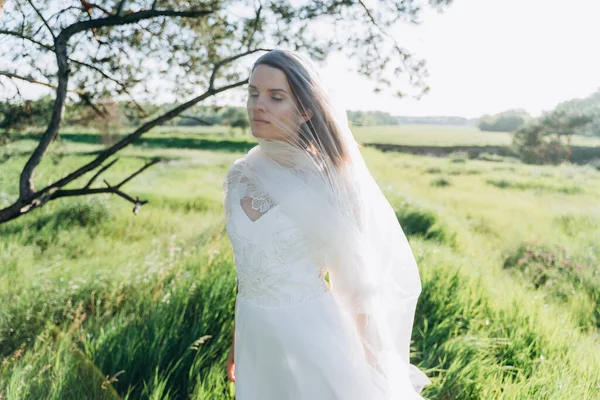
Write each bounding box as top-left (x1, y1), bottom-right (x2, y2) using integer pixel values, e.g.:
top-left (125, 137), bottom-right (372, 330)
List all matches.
top-left (356, 312), bottom-right (385, 375)
top-left (226, 311), bottom-right (236, 381)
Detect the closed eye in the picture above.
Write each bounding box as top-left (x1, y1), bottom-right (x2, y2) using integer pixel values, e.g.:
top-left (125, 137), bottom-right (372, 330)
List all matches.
top-left (248, 92), bottom-right (283, 102)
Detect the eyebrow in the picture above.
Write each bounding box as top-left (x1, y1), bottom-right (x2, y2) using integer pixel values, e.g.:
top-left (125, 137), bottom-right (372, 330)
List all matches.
top-left (248, 84), bottom-right (288, 94)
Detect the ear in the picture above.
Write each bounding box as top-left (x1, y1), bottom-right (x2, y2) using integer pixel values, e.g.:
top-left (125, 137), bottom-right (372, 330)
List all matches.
top-left (299, 108), bottom-right (313, 124)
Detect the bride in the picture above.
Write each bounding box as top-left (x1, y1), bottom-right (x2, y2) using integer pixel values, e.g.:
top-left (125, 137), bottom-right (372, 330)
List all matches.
top-left (222, 49), bottom-right (430, 399)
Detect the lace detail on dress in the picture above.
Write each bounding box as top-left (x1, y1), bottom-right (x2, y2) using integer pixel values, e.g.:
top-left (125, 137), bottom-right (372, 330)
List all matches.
top-left (229, 232), bottom-right (295, 306)
top-left (223, 157), bottom-right (330, 307)
top-left (251, 195), bottom-right (275, 213)
top-left (239, 176), bottom-right (276, 216)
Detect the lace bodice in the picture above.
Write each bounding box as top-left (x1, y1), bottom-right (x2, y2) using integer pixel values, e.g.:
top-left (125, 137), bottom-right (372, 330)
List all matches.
top-left (223, 158), bottom-right (330, 307)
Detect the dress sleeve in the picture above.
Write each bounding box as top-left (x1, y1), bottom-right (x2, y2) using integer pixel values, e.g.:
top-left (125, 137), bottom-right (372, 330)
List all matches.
top-left (222, 158), bottom-right (245, 223)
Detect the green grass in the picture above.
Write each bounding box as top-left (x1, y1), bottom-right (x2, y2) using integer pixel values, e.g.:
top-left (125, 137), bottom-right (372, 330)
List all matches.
top-left (1, 126), bottom-right (599, 399)
top-left (350, 124), bottom-right (600, 147)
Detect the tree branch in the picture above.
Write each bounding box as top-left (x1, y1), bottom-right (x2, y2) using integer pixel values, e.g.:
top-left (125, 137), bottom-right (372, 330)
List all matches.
top-left (17, 6), bottom-right (216, 199)
top-left (47, 6), bottom-right (84, 25)
top-left (357, 0), bottom-right (378, 28)
top-left (52, 159), bottom-right (161, 214)
top-left (111, 157), bottom-right (160, 189)
top-left (37, 49), bottom-right (261, 198)
top-left (55, 185), bottom-right (148, 211)
top-left (209, 48), bottom-right (271, 90)
top-left (0, 29), bottom-right (54, 51)
top-left (0, 76), bottom-right (251, 223)
top-left (78, 93), bottom-right (109, 118)
top-left (68, 57), bottom-right (148, 116)
top-left (79, 0), bottom-right (113, 17)
top-left (61, 8), bottom-right (214, 37)
top-left (26, 0), bottom-right (56, 40)
top-left (115, 0), bottom-right (127, 16)
top-left (83, 158), bottom-right (119, 189)
top-left (0, 70), bottom-right (85, 95)
top-left (20, 158), bottom-right (161, 217)
top-left (242, 3), bottom-right (263, 50)
top-left (0, 70), bottom-right (108, 119)
top-left (0, 37), bottom-right (256, 224)
top-left (48, 78), bottom-right (249, 193)
top-left (18, 34), bottom-right (70, 198)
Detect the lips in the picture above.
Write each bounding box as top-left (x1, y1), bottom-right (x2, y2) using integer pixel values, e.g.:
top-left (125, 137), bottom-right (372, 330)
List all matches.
top-left (252, 118), bottom-right (270, 124)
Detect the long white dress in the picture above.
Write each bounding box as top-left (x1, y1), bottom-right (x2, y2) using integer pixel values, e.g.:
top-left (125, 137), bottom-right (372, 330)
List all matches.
top-left (223, 158), bottom-right (425, 400)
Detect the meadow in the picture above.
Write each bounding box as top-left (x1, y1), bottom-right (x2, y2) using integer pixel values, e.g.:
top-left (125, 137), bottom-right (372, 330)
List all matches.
top-left (1, 125), bottom-right (599, 399)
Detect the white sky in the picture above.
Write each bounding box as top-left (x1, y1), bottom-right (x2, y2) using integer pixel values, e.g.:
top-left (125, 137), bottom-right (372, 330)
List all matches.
top-left (4, 0), bottom-right (600, 118)
top-left (317, 0), bottom-right (600, 118)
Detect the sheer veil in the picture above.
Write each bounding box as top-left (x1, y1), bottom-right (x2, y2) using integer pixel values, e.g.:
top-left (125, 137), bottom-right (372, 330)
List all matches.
top-left (237, 49), bottom-right (430, 397)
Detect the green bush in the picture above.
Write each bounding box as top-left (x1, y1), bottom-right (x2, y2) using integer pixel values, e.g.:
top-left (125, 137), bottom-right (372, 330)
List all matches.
top-left (395, 202), bottom-right (456, 247)
top-left (430, 177), bottom-right (451, 187)
top-left (503, 241), bottom-right (599, 329)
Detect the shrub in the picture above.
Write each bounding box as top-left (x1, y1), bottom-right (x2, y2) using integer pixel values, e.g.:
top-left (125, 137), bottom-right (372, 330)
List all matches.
top-left (430, 177), bottom-right (451, 187)
top-left (395, 202), bottom-right (456, 247)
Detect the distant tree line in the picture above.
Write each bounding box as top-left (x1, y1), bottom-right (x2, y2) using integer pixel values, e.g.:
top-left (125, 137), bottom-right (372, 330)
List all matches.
top-left (347, 110), bottom-right (470, 126)
top-left (478, 109), bottom-right (532, 132)
top-left (2, 98), bottom-right (480, 139)
top-left (552, 90), bottom-right (600, 136)
top-left (0, 96), bottom-right (250, 141)
top-left (4, 89), bottom-right (599, 140)
top-left (511, 89), bottom-right (600, 164)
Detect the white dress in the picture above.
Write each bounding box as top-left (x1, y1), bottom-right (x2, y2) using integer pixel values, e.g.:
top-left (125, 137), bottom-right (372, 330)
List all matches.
top-left (223, 159), bottom-right (425, 400)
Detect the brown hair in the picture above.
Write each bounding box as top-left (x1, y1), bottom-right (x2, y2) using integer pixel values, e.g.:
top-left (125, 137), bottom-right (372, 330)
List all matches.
top-left (251, 49), bottom-right (351, 169)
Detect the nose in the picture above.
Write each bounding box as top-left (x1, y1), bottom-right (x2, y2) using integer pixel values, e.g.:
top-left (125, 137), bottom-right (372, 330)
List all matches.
top-left (251, 94), bottom-right (267, 114)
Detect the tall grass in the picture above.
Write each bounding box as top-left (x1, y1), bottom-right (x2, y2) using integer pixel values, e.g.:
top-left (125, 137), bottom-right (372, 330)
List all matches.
top-left (1, 128), bottom-right (599, 398)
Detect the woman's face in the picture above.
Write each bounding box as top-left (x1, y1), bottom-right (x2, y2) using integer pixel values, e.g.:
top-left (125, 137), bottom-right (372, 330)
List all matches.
top-left (246, 64), bottom-right (311, 142)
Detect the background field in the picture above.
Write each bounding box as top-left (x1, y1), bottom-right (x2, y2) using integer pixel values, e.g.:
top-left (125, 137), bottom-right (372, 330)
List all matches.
top-left (353, 124), bottom-right (600, 147)
top-left (1, 125), bottom-right (599, 399)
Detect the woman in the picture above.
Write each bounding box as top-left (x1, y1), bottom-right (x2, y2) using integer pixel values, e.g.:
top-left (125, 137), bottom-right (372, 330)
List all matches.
top-left (222, 49), bottom-right (430, 399)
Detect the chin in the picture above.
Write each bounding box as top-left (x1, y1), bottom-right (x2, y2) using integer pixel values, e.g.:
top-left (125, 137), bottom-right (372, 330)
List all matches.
top-left (250, 130), bottom-right (266, 139)
top-left (251, 130), bottom-right (279, 140)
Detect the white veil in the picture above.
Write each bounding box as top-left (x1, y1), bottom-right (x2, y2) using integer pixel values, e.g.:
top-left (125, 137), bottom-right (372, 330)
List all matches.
top-left (238, 49), bottom-right (430, 397)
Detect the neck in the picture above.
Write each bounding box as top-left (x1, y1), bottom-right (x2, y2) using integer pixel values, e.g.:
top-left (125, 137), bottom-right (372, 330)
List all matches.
top-left (255, 137), bottom-right (306, 168)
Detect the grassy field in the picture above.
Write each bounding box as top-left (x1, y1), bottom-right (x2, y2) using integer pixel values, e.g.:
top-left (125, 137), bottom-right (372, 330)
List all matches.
top-left (1, 125), bottom-right (599, 399)
top-left (351, 124), bottom-right (600, 147)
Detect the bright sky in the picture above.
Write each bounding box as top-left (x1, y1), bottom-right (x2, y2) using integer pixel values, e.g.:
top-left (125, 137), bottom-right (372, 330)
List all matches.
top-left (317, 0), bottom-right (600, 118)
top-left (4, 0), bottom-right (600, 119)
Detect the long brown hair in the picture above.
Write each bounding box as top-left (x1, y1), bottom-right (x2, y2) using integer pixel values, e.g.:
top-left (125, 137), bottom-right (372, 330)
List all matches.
top-left (251, 49), bottom-right (351, 169)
